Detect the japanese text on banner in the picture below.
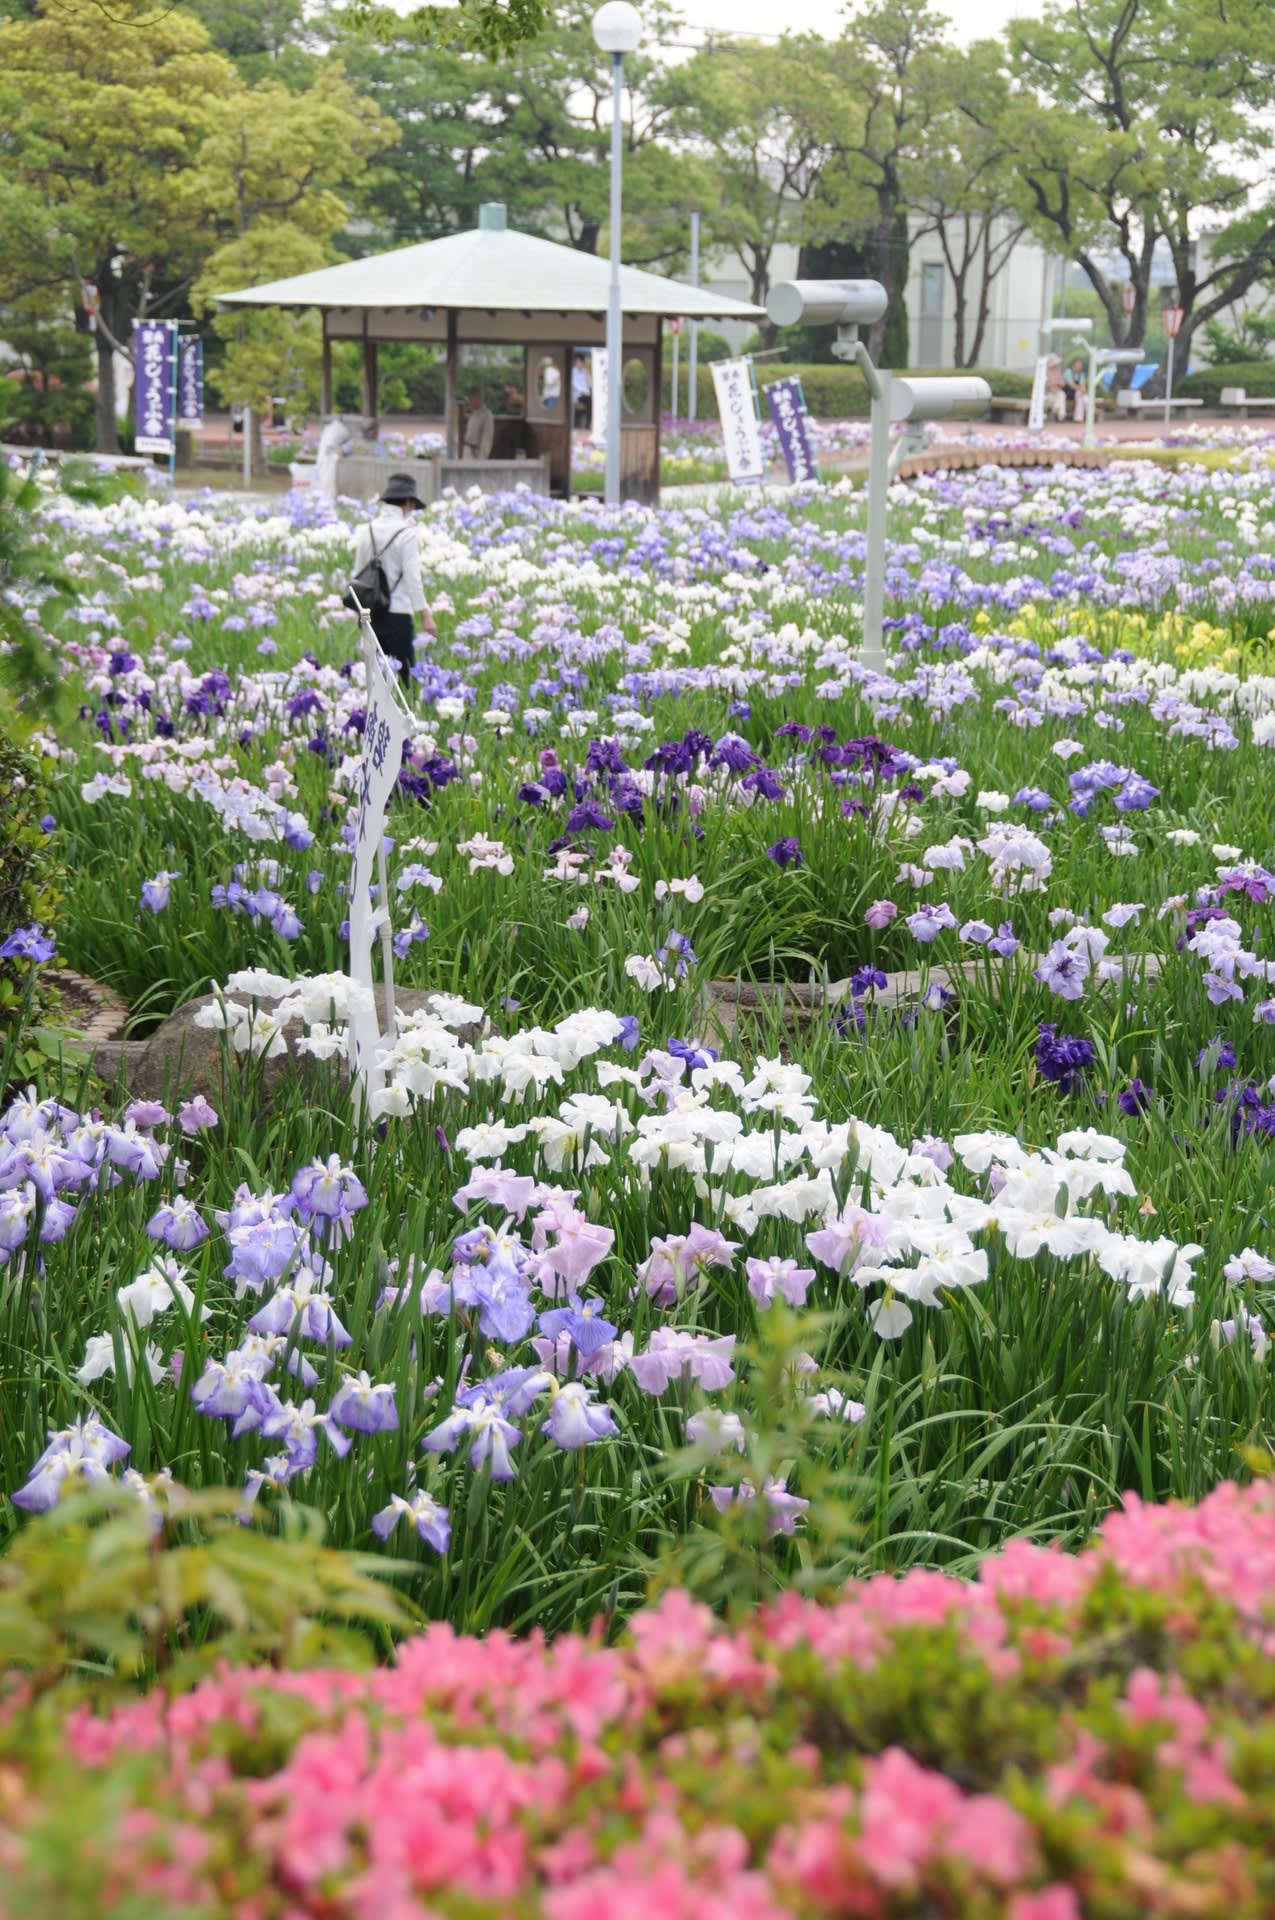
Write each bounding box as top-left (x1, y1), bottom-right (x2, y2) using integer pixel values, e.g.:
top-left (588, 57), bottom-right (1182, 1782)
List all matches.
top-left (711, 358), bottom-right (765, 485)
top-left (177, 338), bottom-right (204, 430)
top-left (764, 377), bottom-right (819, 485)
top-left (133, 320), bottom-right (175, 455)
top-left (346, 621), bottom-right (412, 1093)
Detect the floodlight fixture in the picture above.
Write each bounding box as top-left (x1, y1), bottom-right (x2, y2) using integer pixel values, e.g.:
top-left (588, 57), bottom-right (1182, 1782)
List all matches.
top-left (766, 280), bottom-right (889, 332)
top-left (889, 375), bottom-right (992, 424)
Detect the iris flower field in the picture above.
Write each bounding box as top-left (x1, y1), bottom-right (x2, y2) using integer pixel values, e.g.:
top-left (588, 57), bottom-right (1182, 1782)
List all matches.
top-left (6, 449), bottom-right (1275, 1916)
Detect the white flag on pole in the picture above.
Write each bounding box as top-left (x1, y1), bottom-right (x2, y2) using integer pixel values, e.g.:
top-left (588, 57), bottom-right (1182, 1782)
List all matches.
top-left (590, 348), bottom-right (609, 447)
top-left (347, 613), bottom-right (412, 1095)
top-left (712, 358), bottom-right (765, 484)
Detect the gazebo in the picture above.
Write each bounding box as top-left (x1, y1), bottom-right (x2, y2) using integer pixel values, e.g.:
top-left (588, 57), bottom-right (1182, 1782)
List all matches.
top-left (217, 203), bottom-right (763, 503)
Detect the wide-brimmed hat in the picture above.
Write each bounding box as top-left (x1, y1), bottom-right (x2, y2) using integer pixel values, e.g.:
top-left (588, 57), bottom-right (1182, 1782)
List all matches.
top-left (382, 471), bottom-right (424, 508)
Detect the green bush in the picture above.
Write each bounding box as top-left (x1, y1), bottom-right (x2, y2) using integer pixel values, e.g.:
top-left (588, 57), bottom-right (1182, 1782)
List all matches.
top-left (667, 361), bottom-right (1034, 420)
top-left (1177, 360), bottom-right (1275, 405)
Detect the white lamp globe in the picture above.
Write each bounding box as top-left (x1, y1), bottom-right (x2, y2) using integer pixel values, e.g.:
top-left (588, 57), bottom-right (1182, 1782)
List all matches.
top-left (593, 1), bottom-right (641, 53)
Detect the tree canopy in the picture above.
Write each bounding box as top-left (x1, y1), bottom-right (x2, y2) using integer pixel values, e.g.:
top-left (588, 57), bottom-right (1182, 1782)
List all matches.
top-left (1, 0), bottom-right (1272, 448)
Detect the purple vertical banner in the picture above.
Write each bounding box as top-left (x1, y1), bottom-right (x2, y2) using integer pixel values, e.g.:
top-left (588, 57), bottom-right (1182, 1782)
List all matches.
top-left (764, 377), bottom-right (819, 486)
top-left (176, 337), bottom-right (203, 430)
top-left (133, 320), bottom-right (175, 454)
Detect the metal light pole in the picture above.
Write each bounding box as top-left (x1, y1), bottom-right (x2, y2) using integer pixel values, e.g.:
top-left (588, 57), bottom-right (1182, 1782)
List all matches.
top-left (688, 207), bottom-right (700, 423)
top-left (593, 2), bottom-right (642, 508)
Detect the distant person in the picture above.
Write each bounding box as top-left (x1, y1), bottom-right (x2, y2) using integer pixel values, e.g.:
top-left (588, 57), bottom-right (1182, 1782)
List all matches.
top-left (572, 353), bottom-right (592, 428)
top-left (463, 386), bottom-right (494, 460)
top-left (315, 415), bottom-right (355, 501)
top-left (349, 472), bottom-right (436, 684)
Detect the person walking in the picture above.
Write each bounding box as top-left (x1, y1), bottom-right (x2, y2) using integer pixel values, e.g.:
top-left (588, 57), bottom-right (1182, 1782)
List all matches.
top-left (350, 472), bottom-right (436, 684)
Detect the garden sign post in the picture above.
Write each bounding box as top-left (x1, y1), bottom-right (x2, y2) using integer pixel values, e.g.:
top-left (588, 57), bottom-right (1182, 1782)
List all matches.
top-left (765, 376), bottom-right (819, 485)
top-left (133, 318), bottom-right (177, 496)
top-left (346, 602), bottom-right (412, 1100)
top-left (711, 357), bottom-right (765, 485)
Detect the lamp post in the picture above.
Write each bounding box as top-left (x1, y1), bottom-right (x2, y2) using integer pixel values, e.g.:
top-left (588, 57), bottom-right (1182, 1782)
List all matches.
top-left (593, 1), bottom-right (642, 508)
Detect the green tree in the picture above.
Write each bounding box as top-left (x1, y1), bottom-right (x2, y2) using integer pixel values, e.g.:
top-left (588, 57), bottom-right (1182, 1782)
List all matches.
top-left (325, 16), bottom-right (499, 248)
top-left (991, 0), bottom-right (1275, 383)
top-left (479, 0), bottom-right (709, 268)
top-left (676, 36), bottom-right (856, 339)
top-left (0, 0), bottom-right (238, 453)
top-left (181, 0), bottom-right (311, 83)
top-left (192, 68), bottom-right (397, 470)
top-left (905, 44), bottom-right (1025, 368)
top-left (810, 0), bottom-right (949, 362)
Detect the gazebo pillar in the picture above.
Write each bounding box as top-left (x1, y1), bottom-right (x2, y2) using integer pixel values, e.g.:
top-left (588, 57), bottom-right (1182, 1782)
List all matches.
top-left (320, 328), bottom-right (332, 416)
top-left (361, 319), bottom-right (378, 426)
top-left (444, 310), bottom-right (459, 458)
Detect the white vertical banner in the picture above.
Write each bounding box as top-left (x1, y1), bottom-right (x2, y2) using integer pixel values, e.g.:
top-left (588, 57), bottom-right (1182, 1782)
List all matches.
top-left (590, 348), bottom-right (609, 447)
top-left (347, 613), bottom-right (412, 1095)
top-left (1028, 354), bottom-right (1050, 432)
top-left (712, 358), bottom-right (765, 484)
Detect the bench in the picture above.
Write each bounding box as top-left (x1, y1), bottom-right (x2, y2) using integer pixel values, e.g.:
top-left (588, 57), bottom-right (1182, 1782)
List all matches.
top-left (989, 394), bottom-right (1108, 423)
top-left (1114, 390), bottom-right (1204, 417)
top-left (1218, 387), bottom-right (1275, 417)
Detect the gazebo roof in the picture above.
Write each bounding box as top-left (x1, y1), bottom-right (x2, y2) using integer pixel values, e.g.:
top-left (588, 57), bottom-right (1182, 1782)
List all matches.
top-left (216, 204), bottom-right (762, 322)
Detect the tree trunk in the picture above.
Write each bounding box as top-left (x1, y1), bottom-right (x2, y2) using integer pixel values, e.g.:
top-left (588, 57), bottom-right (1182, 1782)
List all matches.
top-left (94, 326), bottom-right (120, 455)
top-left (866, 192), bottom-right (902, 363)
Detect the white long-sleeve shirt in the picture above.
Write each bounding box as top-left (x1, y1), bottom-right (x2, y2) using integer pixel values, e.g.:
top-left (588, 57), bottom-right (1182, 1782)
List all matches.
top-left (351, 509), bottom-right (427, 616)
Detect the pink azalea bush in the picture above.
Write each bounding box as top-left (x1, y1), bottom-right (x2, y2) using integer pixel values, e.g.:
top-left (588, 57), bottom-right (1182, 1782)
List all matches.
top-left (4, 1477), bottom-right (1275, 1916)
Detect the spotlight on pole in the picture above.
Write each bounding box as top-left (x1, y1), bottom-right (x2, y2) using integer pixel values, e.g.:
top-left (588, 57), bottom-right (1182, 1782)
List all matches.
top-left (767, 279), bottom-right (989, 673)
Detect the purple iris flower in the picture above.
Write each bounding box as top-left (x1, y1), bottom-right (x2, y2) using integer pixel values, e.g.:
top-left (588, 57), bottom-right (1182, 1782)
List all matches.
top-left (538, 1296), bottom-right (618, 1358)
top-left (1118, 1079), bottom-right (1153, 1115)
top-left (1034, 940), bottom-right (1088, 1001)
top-left (223, 1215), bottom-right (299, 1292)
top-left (329, 1371), bottom-right (399, 1433)
top-left (766, 837), bottom-right (803, 868)
top-left (140, 876), bottom-right (168, 913)
top-left (146, 1197), bottom-right (210, 1250)
top-left (470, 1253), bottom-right (536, 1343)
top-left (248, 1284), bottom-right (352, 1348)
top-left (371, 1491), bottom-right (451, 1552)
top-left (290, 1155), bottom-right (368, 1221)
top-left (1034, 1022), bottom-right (1096, 1094)
top-left (0, 924), bottom-right (55, 963)
top-left (422, 1402), bottom-right (522, 1480)
top-left (542, 1382), bottom-right (618, 1451)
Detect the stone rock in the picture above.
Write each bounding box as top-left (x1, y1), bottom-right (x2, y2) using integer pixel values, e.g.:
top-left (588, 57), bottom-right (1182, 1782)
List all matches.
top-left (89, 986), bottom-right (458, 1103)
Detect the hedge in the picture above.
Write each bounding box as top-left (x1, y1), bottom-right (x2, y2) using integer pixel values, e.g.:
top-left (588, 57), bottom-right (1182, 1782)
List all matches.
top-left (1177, 360), bottom-right (1275, 405)
top-left (5, 1475), bottom-right (1275, 1916)
top-left (664, 362), bottom-right (1035, 420)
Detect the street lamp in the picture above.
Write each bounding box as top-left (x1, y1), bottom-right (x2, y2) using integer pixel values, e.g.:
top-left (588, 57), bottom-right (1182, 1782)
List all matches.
top-left (593, 1), bottom-right (642, 507)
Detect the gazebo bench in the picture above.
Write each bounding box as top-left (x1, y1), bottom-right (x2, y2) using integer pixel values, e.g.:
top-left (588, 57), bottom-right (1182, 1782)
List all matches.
top-left (1218, 388), bottom-right (1275, 417)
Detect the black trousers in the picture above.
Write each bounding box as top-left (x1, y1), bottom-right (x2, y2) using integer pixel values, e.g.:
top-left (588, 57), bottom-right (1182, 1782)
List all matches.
top-left (370, 609), bottom-right (415, 681)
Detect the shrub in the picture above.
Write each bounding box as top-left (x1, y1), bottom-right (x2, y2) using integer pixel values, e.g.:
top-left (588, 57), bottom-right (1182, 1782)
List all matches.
top-left (4, 1476), bottom-right (1275, 1916)
top-left (668, 362), bottom-right (1034, 419)
top-left (1177, 360), bottom-right (1275, 405)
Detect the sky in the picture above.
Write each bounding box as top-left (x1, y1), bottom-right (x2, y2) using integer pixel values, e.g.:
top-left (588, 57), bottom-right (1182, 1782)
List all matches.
top-left (668, 0), bottom-right (1041, 46)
